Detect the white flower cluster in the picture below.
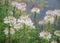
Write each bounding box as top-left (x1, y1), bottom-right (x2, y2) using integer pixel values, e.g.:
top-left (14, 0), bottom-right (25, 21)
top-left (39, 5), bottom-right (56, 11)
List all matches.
top-left (11, 1), bottom-right (41, 14)
top-left (44, 15), bottom-right (55, 24)
top-left (13, 22), bottom-right (23, 30)
top-left (39, 9), bottom-right (60, 25)
top-left (4, 16), bottom-right (16, 24)
top-left (54, 30), bottom-right (60, 37)
top-left (4, 28), bottom-right (15, 36)
top-left (39, 15), bottom-right (55, 24)
top-left (17, 15), bottom-right (35, 28)
top-left (39, 9), bottom-right (60, 40)
top-left (4, 15), bottom-right (35, 35)
top-left (11, 1), bottom-right (26, 11)
top-left (39, 20), bottom-right (46, 25)
top-left (46, 10), bottom-right (60, 17)
top-left (31, 6), bottom-right (40, 13)
top-left (4, 15), bottom-right (35, 28)
top-left (51, 41), bottom-right (58, 43)
top-left (39, 31), bottom-right (51, 40)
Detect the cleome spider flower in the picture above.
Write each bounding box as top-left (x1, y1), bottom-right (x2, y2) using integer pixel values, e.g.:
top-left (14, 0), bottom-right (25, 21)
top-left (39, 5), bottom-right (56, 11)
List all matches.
top-left (39, 31), bottom-right (51, 40)
top-left (4, 28), bottom-right (9, 36)
top-left (17, 15), bottom-right (35, 28)
top-left (39, 20), bottom-right (46, 25)
top-left (44, 15), bottom-right (55, 24)
top-left (4, 16), bottom-right (16, 25)
top-left (13, 22), bottom-right (23, 30)
top-left (11, 1), bottom-right (18, 7)
top-left (54, 30), bottom-right (60, 37)
top-left (46, 10), bottom-right (60, 17)
top-left (46, 10), bottom-right (54, 16)
top-left (8, 16), bottom-right (16, 23)
top-left (53, 9), bottom-right (60, 17)
top-left (11, 1), bottom-right (27, 11)
top-left (16, 2), bottom-right (27, 11)
top-left (3, 28), bottom-right (15, 36)
top-left (31, 6), bottom-right (40, 13)
top-left (4, 17), bottom-right (9, 24)
top-left (51, 41), bottom-right (58, 43)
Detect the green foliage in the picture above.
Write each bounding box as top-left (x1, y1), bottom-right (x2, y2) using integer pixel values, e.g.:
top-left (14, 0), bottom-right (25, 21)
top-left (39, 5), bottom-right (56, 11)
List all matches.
top-left (0, 0), bottom-right (60, 43)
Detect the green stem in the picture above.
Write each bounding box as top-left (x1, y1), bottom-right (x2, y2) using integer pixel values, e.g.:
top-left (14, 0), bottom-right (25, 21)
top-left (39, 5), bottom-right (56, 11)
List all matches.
top-left (5, 26), bottom-right (11, 43)
top-left (8, 26), bottom-right (11, 43)
top-left (34, 12), bottom-right (37, 28)
top-left (53, 15), bottom-right (58, 31)
top-left (5, 0), bottom-right (10, 17)
top-left (20, 10), bottom-right (21, 16)
top-left (22, 23), bottom-right (26, 43)
top-left (40, 24), bottom-right (44, 31)
top-left (47, 21), bottom-right (50, 32)
top-left (13, 7), bottom-right (15, 17)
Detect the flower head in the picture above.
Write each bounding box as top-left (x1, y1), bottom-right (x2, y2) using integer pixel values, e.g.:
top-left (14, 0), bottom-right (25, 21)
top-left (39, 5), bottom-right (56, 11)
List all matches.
top-left (8, 16), bottom-right (16, 23)
top-left (44, 15), bottom-right (55, 24)
top-left (54, 30), bottom-right (60, 37)
top-left (19, 2), bottom-right (26, 8)
top-left (14, 22), bottom-right (23, 30)
top-left (9, 11), bottom-right (13, 15)
top-left (10, 28), bottom-right (15, 35)
top-left (4, 28), bottom-right (15, 36)
top-left (17, 15), bottom-right (35, 28)
top-left (4, 28), bottom-right (9, 36)
top-left (31, 6), bottom-right (40, 13)
top-left (11, 1), bottom-right (18, 7)
top-left (18, 15), bottom-right (29, 23)
top-left (16, 2), bottom-right (26, 11)
top-left (4, 17), bottom-right (9, 24)
top-left (39, 31), bottom-right (51, 39)
top-left (46, 10), bottom-right (54, 15)
top-left (51, 41), bottom-right (57, 43)
top-left (53, 9), bottom-right (60, 16)
top-left (39, 20), bottom-right (46, 25)
top-left (4, 16), bottom-right (16, 24)
top-left (46, 10), bottom-right (60, 17)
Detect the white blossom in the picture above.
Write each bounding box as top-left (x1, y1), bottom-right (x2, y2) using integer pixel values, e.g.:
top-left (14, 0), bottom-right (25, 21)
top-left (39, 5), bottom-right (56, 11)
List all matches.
top-left (39, 31), bottom-right (51, 39)
top-left (16, 2), bottom-right (26, 11)
top-left (14, 22), bottom-right (22, 29)
top-left (51, 41), bottom-right (58, 43)
top-left (53, 9), bottom-right (60, 16)
top-left (31, 6), bottom-right (40, 13)
top-left (39, 20), bottom-right (46, 25)
top-left (46, 10), bottom-right (54, 15)
top-left (4, 16), bottom-right (17, 28)
top-left (11, 1), bottom-right (18, 7)
top-left (19, 2), bottom-right (26, 8)
top-left (10, 28), bottom-right (15, 35)
top-left (54, 30), bottom-right (60, 37)
top-left (4, 17), bottom-right (9, 24)
top-left (44, 15), bottom-right (55, 24)
top-left (17, 15), bottom-right (35, 28)
top-left (11, 1), bottom-right (26, 11)
top-left (4, 28), bottom-right (9, 36)
top-left (4, 28), bottom-right (15, 35)
top-left (17, 7), bottom-right (26, 11)
top-left (8, 16), bottom-right (16, 24)
top-left (9, 11), bottom-right (13, 15)
top-left (46, 10), bottom-right (60, 17)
